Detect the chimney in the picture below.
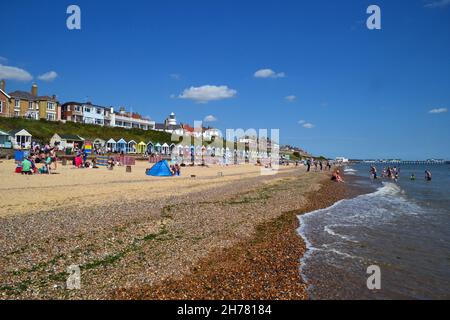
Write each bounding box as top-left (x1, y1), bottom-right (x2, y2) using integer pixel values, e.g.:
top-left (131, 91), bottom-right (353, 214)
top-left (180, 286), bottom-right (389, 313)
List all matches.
top-left (31, 84), bottom-right (38, 97)
top-left (0, 79), bottom-right (5, 92)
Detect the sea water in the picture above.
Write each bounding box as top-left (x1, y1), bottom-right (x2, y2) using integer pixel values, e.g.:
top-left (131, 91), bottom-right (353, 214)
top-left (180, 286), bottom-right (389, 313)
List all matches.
top-left (298, 164), bottom-right (450, 299)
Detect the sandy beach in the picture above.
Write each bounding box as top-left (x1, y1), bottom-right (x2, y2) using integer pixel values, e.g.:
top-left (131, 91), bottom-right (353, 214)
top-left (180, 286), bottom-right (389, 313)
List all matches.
top-left (0, 159), bottom-right (347, 299)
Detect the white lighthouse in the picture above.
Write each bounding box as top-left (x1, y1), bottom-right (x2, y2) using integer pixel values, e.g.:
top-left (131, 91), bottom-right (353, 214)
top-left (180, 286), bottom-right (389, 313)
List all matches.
top-left (165, 112), bottom-right (177, 126)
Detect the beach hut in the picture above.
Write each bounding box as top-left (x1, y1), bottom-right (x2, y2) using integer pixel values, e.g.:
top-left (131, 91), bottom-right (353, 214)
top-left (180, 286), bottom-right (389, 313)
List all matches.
top-left (0, 129), bottom-right (11, 148)
top-left (161, 143), bottom-right (170, 155)
top-left (50, 133), bottom-right (85, 150)
top-left (176, 144), bottom-right (184, 156)
top-left (93, 138), bottom-right (106, 149)
top-left (146, 141), bottom-right (154, 154)
top-left (9, 129), bottom-right (32, 150)
top-left (116, 138), bottom-right (127, 153)
top-left (154, 142), bottom-right (162, 154)
top-left (127, 140), bottom-right (137, 154)
top-left (169, 143), bottom-right (176, 155)
top-left (106, 138), bottom-right (116, 152)
top-left (137, 141), bottom-right (146, 154)
top-left (195, 145), bottom-right (202, 157)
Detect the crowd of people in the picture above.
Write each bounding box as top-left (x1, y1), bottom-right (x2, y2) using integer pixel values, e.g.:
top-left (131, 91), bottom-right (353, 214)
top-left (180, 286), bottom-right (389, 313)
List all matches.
top-left (18, 149), bottom-right (57, 175)
top-left (370, 166), bottom-right (432, 182)
top-left (305, 158), bottom-right (332, 172)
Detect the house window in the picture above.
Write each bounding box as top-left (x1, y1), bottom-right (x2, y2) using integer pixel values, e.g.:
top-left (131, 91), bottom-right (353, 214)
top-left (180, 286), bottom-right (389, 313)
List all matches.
top-left (47, 102), bottom-right (55, 110)
top-left (84, 107), bottom-right (91, 113)
top-left (47, 113), bottom-right (56, 121)
top-left (29, 101), bottom-right (33, 110)
top-left (15, 99), bottom-right (20, 108)
top-left (14, 111), bottom-right (19, 117)
top-left (75, 105), bottom-right (81, 112)
top-left (0, 101), bottom-right (3, 113)
top-left (96, 108), bottom-right (102, 114)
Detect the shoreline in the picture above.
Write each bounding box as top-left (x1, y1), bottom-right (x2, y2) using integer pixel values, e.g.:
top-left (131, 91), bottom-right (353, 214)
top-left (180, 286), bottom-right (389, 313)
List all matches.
top-left (114, 173), bottom-right (360, 300)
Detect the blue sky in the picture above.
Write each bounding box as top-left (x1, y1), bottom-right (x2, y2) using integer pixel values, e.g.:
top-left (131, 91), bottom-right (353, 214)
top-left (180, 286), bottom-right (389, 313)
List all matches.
top-left (1, 0), bottom-right (449, 159)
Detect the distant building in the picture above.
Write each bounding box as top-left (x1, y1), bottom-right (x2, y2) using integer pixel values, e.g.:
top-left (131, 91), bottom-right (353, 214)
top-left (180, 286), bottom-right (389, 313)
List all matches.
top-left (0, 80), bottom-right (11, 118)
top-left (61, 103), bottom-right (155, 130)
top-left (112, 107), bottom-right (155, 130)
top-left (155, 112), bottom-right (183, 134)
top-left (335, 157), bottom-right (349, 163)
top-left (3, 81), bottom-right (60, 121)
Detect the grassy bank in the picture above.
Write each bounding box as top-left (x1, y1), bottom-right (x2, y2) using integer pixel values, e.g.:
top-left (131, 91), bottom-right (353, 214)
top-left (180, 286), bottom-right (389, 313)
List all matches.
top-left (0, 117), bottom-right (173, 144)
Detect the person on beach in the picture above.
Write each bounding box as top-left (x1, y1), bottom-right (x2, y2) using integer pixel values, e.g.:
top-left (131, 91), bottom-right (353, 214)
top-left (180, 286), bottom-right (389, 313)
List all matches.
top-left (370, 166), bottom-right (378, 179)
top-left (331, 169), bottom-right (344, 183)
top-left (49, 147), bottom-right (57, 170)
top-left (21, 157), bottom-right (32, 175)
top-left (410, 173), bottom-right (416, 181)
top-left (425, 170), bottom-right (432, 181)
top-left (306, 159), bottom-right (311, 172)
top-left (174, 163), bottom-right (181, 176)
top-left (319, 161), bottom-right (323, 171)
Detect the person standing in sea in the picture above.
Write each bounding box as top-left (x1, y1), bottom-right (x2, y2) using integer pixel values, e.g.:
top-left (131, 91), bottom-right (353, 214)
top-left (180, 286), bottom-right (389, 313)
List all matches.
top-left (370, 166), bottom-right (378, 179)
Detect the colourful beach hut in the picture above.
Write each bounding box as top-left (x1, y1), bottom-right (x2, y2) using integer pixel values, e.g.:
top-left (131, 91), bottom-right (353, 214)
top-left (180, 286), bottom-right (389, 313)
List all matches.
top-left (127, 140), bottom-right (137, 154)
top-left (137, 141), bottom-right (146, 154)
top-left (169, 143), bottom-right (176, 155)
top-left (106, 138), bottom-right (116, 152)
top-left (154, 142), bottom-right (162, 154)
top-left (116, 138), bottom-right (127, 153)
top-left (93, 138), bottom-right (106, 149)
top-left (161, 143), bottom-right (170, 155)
top-left (0, 129), bottom-right (11, 148)
top-left (146, 141), bottom-right (154, 154)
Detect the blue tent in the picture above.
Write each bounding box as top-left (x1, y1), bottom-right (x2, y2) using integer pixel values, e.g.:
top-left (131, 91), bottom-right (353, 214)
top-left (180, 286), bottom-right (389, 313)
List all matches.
top-left (146, 160), bottom-right (173, 177)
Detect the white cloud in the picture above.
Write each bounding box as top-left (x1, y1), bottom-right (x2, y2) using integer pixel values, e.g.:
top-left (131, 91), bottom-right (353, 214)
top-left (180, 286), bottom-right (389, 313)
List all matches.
top-left (254, 68), bottom-right (286, 79)
top-left (179, 85), bottom-right (237, 103)
top-left (429, 108), bottom-right (448, 114)
top-left (425, 0), bottom-right (450, 8)
top-left (285, 95), bottom-right (296, 102)
top-left (298, 120), bottom-right (314, 128)
top-left (0, 56), bottom-right (8, 64)
top-left (0, 64), bottom-right (33, 82)
top-left (204, 115), bottom-right (218, 122)
top-left (38, 71), bottom-right (58, 81)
